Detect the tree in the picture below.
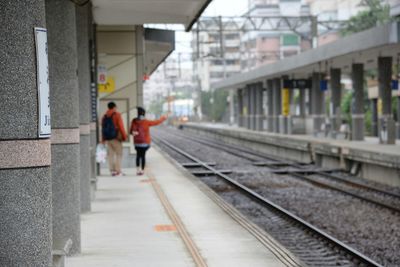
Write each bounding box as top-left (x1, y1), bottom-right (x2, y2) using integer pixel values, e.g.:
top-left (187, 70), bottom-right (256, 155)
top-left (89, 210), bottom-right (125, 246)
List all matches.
top-left (201, 90), bottom-right (229, 122)
top-left (341, 0), bottom-right (391, 36)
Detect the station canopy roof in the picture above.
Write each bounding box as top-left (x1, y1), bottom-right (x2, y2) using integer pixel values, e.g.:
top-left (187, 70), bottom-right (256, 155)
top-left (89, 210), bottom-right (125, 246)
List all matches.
top-left (91, 0), bottom-right (212, 31)
top-left (212, 22), bottom-right (400, 91)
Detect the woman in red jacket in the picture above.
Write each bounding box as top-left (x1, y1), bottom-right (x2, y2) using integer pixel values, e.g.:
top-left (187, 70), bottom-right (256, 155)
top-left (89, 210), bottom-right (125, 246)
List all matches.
top-left (130, 107), bottom-right (167, 175)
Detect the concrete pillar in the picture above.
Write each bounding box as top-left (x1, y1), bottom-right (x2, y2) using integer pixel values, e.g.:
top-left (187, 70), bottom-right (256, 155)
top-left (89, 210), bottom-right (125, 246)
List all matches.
top-left (267, 79), bottom-right (274, 132)
top-left (311, 72), bottom-right (324, 135)
top-left (249, 84), bottom-right (255, 130)
top-left (330, 68), bottom-right (341, 138)
top-left (299, 88), bottom-right (306, 116)
top-left (76, 4), bottom-right (91, 213)
top-left (351, 64), bottom-right (365, 141)
top-left (272, 78), bottom-right (281, 133)
top-left (371, 98), bottom-right (378, 137)
top-left (245, 86), bottom-right (251, 129)
top-left (253, 85), bottom-right (258, 130)
top-left (0, 2), bottom-right (52, 265)
top-left (136, 26), bottom-right (144, 107)
top-left (46, 0), bottom-right (81, 255)
top-left (255, 83), bottom-right (264, 131)
top-left (229, 90), bottom-right (235, 125)
top-left (397, 95), bottom-right (400, 139)
top-left (89, 15), bottom-right (98, 193)
top-left (280, 76), bottom-right (289, 134)
top-left (237, 89), bottom-right (243, 127)
top-left (378, 57), bottom-right (396, 144)
top-left (242, 87), bottom-right (249, 128)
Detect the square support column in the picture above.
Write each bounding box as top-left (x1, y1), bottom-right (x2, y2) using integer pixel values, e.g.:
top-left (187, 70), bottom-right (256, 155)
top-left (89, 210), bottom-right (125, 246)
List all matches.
top-left (267, 79), bottom-right (274, 132)
top-left (330, 68), bottom-right (341, 138)
top-left (311, 72), bottom-right (324, 136)
top-left (378, 57), bottom-right (396, 144)
top-left (272, 78), bottom-right (281, 133)
top-left (371, 98), bottom-right (378, 136)
top-left (299, 88), bottom-right (306, 117)
top-left (249, 84), bottom-right (255, 130)
top-left (397, 95), bottom-right (400, 139)
top-left (229, 90), bottom-right (235, 125)
top-left (243, 86), bottom-right (250, 129)
top-left (255, 82), bottom-right (264, 131)
top-left (237, 89), bottom-right (243, 127)
top-left (280, 75), bottom-right (290, 134)
top-left (351, 64), bottom-right (365, 141)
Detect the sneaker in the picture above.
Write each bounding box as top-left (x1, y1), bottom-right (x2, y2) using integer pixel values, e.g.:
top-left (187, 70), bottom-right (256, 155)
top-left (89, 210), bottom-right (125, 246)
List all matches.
top-left (114, 172), bottom-right (124, 177)
top-left (111, 171), bottom-right (117, 176)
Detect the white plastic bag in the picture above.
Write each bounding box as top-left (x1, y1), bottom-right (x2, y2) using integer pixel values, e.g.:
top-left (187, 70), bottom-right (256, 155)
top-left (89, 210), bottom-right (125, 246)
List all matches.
top-left (96, 144), bottom-right (107, 163)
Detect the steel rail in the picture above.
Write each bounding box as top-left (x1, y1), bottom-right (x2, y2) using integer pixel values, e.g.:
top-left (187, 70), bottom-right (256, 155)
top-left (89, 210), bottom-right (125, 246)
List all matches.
top-left (156, 137), bottom-right (383, 267)
top-left (290, 173), bottom-right (400, 213)
top-left (315, 172), bottom-right (400, 199)
top-left (169, 131), bottom-right (400, 211)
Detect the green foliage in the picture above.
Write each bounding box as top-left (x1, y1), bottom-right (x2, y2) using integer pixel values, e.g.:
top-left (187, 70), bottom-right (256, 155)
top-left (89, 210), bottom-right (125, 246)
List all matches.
top-left (325, 94), bottom-right (331, 115)
top-left (201, 90), bottom-right (229, 121)
top-left (341, 0), bottom-right (391, 36)
top-left (201, 91), bottom-right (212, 120)
top-left (148, 100), bottom-right (163, 117)
top-left (393, 96), bottom-right (398, 121)
top-left (341, 91), bottom-right (353, 124)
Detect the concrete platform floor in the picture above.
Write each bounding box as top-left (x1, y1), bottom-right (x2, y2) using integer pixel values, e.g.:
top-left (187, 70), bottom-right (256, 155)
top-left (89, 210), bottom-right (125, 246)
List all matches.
top-left (68, 148), bottom-right (289, 267)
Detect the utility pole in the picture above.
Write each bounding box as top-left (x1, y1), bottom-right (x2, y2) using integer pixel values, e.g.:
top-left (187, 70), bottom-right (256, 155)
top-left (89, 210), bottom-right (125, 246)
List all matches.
top-left (178, 52), bottom-right (182, 79)
top-left (219, 16), bottom-right (227, 79)
top-left (196, 26), bottom-right (200, 60)
top-left (311, 15), bottom-right (318, 48)
top-left (193, 25), bottom-right (203, 120)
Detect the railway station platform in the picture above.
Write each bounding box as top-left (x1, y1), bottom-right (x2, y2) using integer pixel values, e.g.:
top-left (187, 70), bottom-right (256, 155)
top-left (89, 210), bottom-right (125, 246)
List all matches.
top-left (67, 148), bottom-right (300, 267)
top-left (182, 123), bottom-right (400, 187)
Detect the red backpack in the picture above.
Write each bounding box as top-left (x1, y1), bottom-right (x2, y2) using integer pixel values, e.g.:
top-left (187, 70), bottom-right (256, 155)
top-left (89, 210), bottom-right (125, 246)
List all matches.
top-left (132, 119), bottom-right (146, 144)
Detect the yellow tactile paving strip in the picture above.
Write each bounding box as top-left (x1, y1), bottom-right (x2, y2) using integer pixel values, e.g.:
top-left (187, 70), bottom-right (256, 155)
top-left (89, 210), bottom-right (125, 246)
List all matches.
top-left (146, 168), bottom-right (208, 267)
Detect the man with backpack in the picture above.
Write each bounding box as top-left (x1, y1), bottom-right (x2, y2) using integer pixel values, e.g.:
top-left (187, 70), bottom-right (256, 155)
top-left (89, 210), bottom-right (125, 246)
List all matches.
top-left (130, 107), bottom-right (167, 175)
top-left (101, 102), bottom-right (127, 176)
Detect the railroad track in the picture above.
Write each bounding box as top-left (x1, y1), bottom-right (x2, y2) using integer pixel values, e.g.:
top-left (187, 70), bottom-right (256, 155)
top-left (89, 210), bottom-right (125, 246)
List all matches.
top-left (163, 129), bottom-right (400, 213)
top-left (154, 137), bottom-right (383, 267)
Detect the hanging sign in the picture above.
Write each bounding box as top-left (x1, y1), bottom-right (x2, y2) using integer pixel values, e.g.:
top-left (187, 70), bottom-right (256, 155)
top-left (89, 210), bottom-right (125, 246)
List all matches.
top-left (34, 27), bottom-right (51, 138)
top-left (391, 80), bottom-right (398, 90)
top-left (283, 79), bottom-right (312, 89)
top-left (320, 80), bottom-right (328, 91)
top-left (97, 65), bottom-right (107, 85)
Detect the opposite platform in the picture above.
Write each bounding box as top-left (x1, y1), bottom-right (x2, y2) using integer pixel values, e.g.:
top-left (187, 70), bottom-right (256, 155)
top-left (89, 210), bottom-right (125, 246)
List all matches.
top-left (183, 123), bottom-right (400, 187)
top-left (68, 148), bottom-right (297, 266)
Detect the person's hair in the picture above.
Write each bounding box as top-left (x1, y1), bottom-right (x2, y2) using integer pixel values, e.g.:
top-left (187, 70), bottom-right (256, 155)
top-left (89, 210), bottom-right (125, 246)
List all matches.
top-left (108, 102), bottom-right (116, 109)
top-left (137, 107), bottom-right (146, 116)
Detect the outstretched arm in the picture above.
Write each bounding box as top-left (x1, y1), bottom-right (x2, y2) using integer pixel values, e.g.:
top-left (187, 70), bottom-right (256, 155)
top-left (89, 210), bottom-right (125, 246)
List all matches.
top-left (148, 115), bottom-right (167, 127)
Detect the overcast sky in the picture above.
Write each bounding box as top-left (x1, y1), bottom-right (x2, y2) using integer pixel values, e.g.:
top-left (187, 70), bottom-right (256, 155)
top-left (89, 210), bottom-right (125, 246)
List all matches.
top-left (172, 0), bottom-right (248, 63)
top-left (203, 0), bottom-right (248, 16)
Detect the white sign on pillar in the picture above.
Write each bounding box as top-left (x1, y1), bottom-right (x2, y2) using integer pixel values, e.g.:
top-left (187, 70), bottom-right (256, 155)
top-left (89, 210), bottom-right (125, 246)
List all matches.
top-left (98, 65), bottom-right (107, 85)
top-left (34, 27), bottom-right (51, 138)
